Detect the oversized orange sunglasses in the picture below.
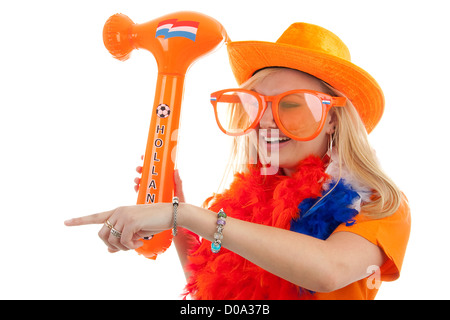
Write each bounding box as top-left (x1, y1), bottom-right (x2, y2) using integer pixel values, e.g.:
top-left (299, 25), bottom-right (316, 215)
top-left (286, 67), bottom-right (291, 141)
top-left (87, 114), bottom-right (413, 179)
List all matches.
top-left (210, 89), bottom-right (346, 141)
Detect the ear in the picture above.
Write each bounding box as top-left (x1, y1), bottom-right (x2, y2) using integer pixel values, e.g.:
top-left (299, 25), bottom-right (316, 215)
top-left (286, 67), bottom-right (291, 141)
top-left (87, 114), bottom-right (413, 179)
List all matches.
top-left (325, 111), bottom-right (337, 135)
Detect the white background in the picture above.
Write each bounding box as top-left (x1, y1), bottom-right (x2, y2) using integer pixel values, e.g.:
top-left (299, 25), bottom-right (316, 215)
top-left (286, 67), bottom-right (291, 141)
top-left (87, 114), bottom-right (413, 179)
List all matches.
top-left (1, 0), bottom-right (449, 299)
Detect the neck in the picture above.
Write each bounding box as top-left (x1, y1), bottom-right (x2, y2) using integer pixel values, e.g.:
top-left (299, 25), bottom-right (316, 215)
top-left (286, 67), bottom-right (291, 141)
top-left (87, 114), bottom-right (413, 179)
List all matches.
top-left (282, 167), bottom-right (296, 177)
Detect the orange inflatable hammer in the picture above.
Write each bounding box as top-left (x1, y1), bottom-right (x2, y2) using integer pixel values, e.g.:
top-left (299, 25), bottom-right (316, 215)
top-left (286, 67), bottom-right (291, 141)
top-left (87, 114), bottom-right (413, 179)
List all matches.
top-left (103, 12), bottom-right (229, 259)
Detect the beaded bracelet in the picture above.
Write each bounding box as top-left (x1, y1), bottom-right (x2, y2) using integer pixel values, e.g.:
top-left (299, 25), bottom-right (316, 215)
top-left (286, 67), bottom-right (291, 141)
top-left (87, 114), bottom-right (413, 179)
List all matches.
top-left (211, 208), bottom-right (227, 253)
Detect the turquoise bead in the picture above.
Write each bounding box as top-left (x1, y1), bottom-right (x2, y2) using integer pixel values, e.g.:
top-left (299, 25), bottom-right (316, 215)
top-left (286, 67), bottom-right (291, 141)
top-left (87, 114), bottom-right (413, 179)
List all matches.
top-left (211, 242), bottom-right (221, 253)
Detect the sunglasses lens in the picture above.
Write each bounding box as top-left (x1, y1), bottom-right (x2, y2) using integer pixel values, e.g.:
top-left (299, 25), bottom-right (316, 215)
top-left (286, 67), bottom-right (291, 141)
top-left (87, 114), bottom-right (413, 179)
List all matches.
top-left (278, 93), bottom-right (324, 139)
top-left (214, 91), bottom-right (259, 134)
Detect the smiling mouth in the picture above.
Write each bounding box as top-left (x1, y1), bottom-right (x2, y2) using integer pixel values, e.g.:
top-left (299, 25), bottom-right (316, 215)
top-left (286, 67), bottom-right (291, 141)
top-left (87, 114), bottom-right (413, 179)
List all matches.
top-left (259, 128), bottom-right (292, 146)
top-left (263, 136), bottom-right (291, 144)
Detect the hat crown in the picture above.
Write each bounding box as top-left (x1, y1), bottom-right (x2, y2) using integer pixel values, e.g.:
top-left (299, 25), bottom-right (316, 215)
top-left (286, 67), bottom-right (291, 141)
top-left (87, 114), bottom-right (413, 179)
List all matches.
top-left (277, 23), bottom-right (351, 61)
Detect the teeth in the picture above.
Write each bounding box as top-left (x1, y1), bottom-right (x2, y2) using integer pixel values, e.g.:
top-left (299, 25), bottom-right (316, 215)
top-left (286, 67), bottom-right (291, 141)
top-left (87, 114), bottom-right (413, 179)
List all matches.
top-left (264, 137), bottom-right (291, 143)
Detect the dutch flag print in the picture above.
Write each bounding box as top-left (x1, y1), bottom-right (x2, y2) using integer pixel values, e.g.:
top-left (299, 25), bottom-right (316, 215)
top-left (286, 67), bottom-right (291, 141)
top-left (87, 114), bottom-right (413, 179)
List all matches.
top-left (155, 19), bottom-right (200, 41)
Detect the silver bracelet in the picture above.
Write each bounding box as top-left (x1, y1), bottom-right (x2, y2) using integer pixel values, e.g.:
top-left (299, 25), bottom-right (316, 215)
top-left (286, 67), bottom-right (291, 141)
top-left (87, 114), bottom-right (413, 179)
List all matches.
top-left (172, 196), bottom-right (179, 236)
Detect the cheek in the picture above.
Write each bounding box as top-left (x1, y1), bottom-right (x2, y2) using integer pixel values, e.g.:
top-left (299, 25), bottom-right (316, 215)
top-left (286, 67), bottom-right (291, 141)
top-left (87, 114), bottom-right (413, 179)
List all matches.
top-left (281, 136), bottom-right (328, 160)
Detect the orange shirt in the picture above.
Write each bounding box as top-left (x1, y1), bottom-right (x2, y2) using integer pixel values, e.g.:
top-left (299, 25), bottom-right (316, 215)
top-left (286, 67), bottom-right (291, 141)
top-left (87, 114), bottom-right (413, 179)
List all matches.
top-left (315, 195), bottom-right (411, 300)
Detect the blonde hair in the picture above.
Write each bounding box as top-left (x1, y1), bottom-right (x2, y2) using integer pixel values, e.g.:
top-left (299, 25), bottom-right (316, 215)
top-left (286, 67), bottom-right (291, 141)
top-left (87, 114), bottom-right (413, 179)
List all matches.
top-left (217, 68), bottom-right (401, 219)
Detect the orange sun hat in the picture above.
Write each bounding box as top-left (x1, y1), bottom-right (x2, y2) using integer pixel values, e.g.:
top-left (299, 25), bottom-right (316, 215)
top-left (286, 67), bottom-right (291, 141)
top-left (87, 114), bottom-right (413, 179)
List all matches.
top-left (227, 23), bottom-right (384, 133)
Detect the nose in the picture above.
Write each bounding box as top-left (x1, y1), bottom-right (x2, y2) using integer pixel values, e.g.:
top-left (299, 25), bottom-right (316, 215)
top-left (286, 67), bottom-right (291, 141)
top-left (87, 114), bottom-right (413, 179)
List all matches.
top-left (259, 103), bottom-right (277, 129)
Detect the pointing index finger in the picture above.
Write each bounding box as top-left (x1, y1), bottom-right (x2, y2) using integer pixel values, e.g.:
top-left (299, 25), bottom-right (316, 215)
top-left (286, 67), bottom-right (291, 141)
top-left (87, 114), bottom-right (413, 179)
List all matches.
top-left (64, 209), bottom-right (115, 227)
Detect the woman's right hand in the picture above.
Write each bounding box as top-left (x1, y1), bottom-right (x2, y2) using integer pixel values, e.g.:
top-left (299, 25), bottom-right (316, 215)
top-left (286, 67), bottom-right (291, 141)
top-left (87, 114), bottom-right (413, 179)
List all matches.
top-left (133, 156), bottom-right (194, 280)
top-left (134, 155), bottom-right (185, 202)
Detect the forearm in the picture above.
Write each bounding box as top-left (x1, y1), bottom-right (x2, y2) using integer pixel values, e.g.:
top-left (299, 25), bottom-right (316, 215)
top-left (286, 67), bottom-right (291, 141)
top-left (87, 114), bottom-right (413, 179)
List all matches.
top-left (178, 203), bottom-right (334, 292)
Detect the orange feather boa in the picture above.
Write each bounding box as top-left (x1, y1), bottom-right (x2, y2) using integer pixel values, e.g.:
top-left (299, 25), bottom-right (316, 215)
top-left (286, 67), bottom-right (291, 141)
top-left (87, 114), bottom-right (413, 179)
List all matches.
top-left (183, 156), bottom-right (329, 300)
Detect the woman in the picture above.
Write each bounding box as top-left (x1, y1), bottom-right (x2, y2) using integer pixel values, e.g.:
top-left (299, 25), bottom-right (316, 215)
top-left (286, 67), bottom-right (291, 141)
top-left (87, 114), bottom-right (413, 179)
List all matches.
top-left (65, 22), bottom-right (410, 299)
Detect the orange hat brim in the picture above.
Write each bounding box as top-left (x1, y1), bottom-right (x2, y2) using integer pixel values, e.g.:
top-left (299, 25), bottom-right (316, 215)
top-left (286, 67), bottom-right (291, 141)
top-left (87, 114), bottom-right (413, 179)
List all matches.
top-left (227, 40), bottom-right (384, 133)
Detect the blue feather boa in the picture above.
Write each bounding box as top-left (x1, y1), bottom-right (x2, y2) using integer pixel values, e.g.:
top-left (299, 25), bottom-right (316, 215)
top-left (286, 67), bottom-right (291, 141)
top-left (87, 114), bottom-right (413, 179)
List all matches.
top-left (290, 179), bottom-right (360, 240)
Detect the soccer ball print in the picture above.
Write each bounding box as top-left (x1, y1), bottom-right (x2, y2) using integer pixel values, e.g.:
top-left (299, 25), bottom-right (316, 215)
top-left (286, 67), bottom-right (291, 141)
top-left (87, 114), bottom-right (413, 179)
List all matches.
top-left (156, 104), bottom-right (171, 118)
